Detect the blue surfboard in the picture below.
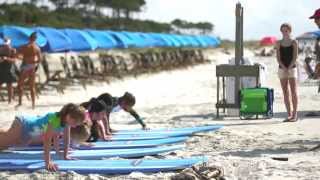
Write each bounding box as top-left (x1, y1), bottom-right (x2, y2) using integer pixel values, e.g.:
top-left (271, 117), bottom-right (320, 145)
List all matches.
top-left (108, 134), bottom-right (172, 141)
top-left (113, 125), bottom-right (223, 135)
top-left (2, 145), bottom-right (184, 159)
top-left (0, 156), bottom-right (207, 174)
top-left (10, 137), bottom-right (187, 151)
top-left (107, 125), bottom-right (223, 141)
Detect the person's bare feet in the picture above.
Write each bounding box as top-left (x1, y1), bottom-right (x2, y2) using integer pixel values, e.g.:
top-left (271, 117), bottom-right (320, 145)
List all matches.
top-left (283, 115), bottom-right (298, 122)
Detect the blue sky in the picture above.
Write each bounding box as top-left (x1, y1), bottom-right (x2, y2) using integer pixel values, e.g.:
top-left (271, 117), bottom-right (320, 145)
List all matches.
top-left (141, 0), bottom-right (318, 40)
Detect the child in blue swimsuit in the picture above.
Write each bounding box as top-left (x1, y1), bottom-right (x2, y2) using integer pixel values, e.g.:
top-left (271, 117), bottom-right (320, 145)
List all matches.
top-left (0, 103), bottom-right (86, 172)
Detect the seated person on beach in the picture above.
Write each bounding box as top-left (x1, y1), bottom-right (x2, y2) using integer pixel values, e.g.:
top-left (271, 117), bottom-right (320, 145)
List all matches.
top-left (97, 92), bottom-right (148, 136)
top-left (0, 103), bottom-right (86, 171)
top-left (0, 38), bottom-right (18, 104)
top-left (16, 32), bottom-right (42, 109)
top-left (79, 97), bottom-right (111, 142)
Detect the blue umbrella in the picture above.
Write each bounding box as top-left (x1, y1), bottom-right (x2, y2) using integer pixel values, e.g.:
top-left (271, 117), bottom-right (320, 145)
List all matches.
top-left (149, 33), bottom-right (171, 47)
top-left (62, 29), bottom-right (98, 52)
top-left (160, 34), bottom-right (181, 47)
top-left (105, 31), bottom-right (135, 48)
top-left (193, 35), bottom-right (208, 47)
top-left (184, 35), bottom-right (200, 47)
top-left (122, 31), bottom-right (151, 48)
top-left (86, 29), bottom-right (118, 49)
top-left (0, 25), bottom-right (47, 48)
top-left (136, 33), bottom-right (162, 47)
top-left (201, 35), bottom-right (220, 47)
top-left (172, 35), bottom-right (189, 47)
top-left (35, 27), bottom-right (72, 53)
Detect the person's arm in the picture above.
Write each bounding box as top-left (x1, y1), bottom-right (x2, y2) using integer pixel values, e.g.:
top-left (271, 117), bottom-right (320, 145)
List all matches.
top-left (36, 47), bottom-right (42, 63)
top-left (53, 134), bottom-right (61, 155)
top-left (97, 120), bottom-right (111, 140)
top-left (288, 40), bottom-right (298, 69)
top-left (43, 125), bottom-right (58, 171)
top-left (103, 113), bottom-right (112, 135)
top-left (3, 56), bottom-right (16, 63)
top-left (276, 42), bottom-right (287, 70)
top-left (63, 126), bottom-right (75, 160)
top-left (128, 109), bottom-right (147, 129)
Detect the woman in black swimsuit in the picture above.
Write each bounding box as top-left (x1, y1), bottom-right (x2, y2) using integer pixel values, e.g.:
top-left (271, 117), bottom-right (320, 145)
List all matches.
top-left (276, 23), bottom-right (298, 122)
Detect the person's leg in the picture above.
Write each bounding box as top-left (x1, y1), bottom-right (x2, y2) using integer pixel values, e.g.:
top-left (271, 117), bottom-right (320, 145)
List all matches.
top-left (289, 78), bottom-right (298, 120)
top-left (0, 119), bottom-right (23, 149)
top-left (7, 83), bottom-right (13, 104)
top-left (103, 116), bottom-right (112, 135)
top-left (17, 71), bottom-right (29, 107)
top-left (0, 83), bottom-right (2, 101)
top-left (280, 78), bottom-right (291, 119)
top-left (304, 57), bottom-right (314, 78)
top-left (28, 72), bottom-right (36, 109)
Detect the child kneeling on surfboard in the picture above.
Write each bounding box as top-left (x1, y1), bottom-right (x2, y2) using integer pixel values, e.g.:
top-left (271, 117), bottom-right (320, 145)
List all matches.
top-left (0, 103), bottom-right (86, 171)
top-left (78, 97), bottom-right (111, 142)
top-left (97, 92), bottom-right (148, 135)
top-left (70, 92), bottom-right (148, 144)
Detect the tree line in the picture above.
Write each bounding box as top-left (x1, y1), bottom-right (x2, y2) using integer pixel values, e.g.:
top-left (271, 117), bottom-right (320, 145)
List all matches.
top-left (0, 0), bottom-right (214, 34)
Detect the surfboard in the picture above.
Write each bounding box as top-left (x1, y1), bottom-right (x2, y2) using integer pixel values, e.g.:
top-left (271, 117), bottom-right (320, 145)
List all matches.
top-left (113, 125), bottom-right (223, 135)
top-left (10, 137), bottom-right (188, 151)
top-left (106, 125), bottom-right (223, 141)
top-left (0, 156), bottom-right (207, 174)
top-left (2, 145), bottom-right (184, 159)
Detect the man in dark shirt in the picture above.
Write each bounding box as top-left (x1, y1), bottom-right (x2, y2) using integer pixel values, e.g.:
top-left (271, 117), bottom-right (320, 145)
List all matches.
top-left (308, 8), bottom-right (320, 150)
top-left (304, 9), bottom-right (320, 79)
top-left (310, 8), bottom-right (320, 75)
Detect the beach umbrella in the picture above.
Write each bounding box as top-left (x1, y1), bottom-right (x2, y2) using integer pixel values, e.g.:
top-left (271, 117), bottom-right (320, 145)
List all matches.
top-left (260, 36), bottom-right (277, 46)
top-left (148, 33), bottom-right (171, 47)
top-left (296, 32), bottom-right (318, 41)
top-left (161, 34), bottom-right (181, 47)
top-left (193, 35), bottom-right (208, 47)
top-left (121, 31), bottom-right (148, 48)
top-left (184, 35), bottom-right (201, 47)
top-left (86, 29), bottom-right (118, 49)
top-left (0, 25), bottom-right (47, 48)
top-left (35, 27), bottom-right (72, 53)
top-left (172, 34), bottom-right (189, 47)
top-left (136, 32), bottom-right (161, 47)
top-left (202, 35), bottom-right (220, 47)
top-left (105, 31), bottom-right (135, 48)
top-left (62, 29), bottom-right (98, 52)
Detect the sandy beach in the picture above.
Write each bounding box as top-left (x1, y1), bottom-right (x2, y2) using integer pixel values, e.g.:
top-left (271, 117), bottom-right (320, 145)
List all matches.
top-left (1, 48), bottom-right (320, 180)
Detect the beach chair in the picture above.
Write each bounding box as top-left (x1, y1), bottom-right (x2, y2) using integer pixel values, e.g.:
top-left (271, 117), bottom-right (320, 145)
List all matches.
top-left (38, 56), bottom-right (65, 94)
top-left (239, 87), bottom-right (274, 119)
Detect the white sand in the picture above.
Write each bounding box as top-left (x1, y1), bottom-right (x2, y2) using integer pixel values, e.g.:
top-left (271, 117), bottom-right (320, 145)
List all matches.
top-left (0, 49), bottom-right (320, 179)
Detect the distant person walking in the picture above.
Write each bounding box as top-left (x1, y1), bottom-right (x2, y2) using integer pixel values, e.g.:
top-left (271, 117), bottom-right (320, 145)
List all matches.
top-left (276, 23), bottom-right (298, 122)
top-left (16, 32), bottom-right (42, 109)
top-left (0, 38), bottom-right (18, 104)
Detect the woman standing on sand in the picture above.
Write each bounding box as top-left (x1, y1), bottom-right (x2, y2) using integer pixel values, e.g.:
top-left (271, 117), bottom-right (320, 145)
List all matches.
top-left (276, 23), bottom-right (298, 122)
top-left (16, 32), bottom-right (42, 109)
